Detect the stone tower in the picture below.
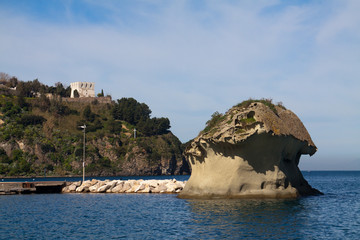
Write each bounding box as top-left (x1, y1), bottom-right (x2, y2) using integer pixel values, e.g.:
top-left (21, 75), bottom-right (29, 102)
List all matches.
top-left (70, 82), bottom-right (95, 98)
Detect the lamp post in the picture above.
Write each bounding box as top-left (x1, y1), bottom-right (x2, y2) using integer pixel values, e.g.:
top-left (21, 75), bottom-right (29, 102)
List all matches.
top-left (79, 124), bottom-right (86, 183)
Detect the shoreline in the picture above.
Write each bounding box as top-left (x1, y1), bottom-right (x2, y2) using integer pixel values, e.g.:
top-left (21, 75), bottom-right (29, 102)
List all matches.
top-left (0, 174), bottom-right (190, 180)
top-left (1, 178), bottom-right (186, 195)
top-left (2, 170), bottom-right (359, 179)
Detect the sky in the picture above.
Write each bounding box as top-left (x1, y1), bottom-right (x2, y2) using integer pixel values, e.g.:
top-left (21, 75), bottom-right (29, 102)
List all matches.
top-left (0, 0), bottom-right (359, 170)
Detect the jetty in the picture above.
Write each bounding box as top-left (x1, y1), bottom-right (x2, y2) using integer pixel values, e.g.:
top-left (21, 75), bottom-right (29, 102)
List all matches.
top-left (0, 181), bottom-right (66, 195)
top-left (0, 179), bottom-right (186, 195)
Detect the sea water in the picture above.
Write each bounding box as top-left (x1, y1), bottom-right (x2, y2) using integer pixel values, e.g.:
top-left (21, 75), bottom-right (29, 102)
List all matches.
top-left (1, 171), bottom-right (359, 239)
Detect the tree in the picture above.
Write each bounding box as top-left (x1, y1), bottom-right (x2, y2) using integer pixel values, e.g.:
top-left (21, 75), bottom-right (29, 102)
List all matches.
top-left (32, 79), bottom-right (41, 93)
top-left (16, 95), bottom-right (28, 109)
top-left (0, 148), bottom-right (11, 164)
top-left (9, 77), bottom-right (18, 88)
top-left (37, 94), bottom-right (51, 111)
top-left (49, 98), bottom-right (71, 116)
top-left (107, 119), bottom-right (123, 134)
top-left (16, 81), bottom-right (27, 97)
top-left (18, 114), bottom-right (46, 126)
top-left (112, 98), bottom-right (151, 125)
top-left (16, 79), bottom-right (42, 97)
top-left (155, 117), bottom-right (170, 135)
top-left (0, 72), bottom-right (11, 84)
top-left (112, 97), bottom-right (171, 136)
top-left (64, 86), bottom-right (71, 97)
top-left (0, 73), bottom-right (17, 88)
top-left (53, 83), bottom-right (71, 97)
top-left (97, 89), bottom-right (104, 97)
top-left (55, 82), bottom-right (65, 96)
top-left (137, 117), bottom-right (170, 136)
top-left (83, 105), bottom-right (95, 122)
top-left (2, 101), bottom-right (21, 117)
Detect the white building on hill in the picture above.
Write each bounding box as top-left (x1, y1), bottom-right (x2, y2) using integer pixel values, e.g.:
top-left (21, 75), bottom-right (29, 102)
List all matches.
top-left (70, 82), bottom-right (95, 98)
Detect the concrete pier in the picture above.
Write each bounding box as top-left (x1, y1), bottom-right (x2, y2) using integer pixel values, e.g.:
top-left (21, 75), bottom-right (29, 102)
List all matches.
top-left (0, 181), bottom-right (66, 195)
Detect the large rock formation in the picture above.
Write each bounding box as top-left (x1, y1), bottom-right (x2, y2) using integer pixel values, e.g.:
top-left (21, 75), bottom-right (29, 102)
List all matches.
top-left (179, 100), bottom-right (322, 199)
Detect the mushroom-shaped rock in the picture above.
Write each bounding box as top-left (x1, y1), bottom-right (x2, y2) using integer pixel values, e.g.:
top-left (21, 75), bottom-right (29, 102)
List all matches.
top-left (178, 100), bottom-right (322, 199)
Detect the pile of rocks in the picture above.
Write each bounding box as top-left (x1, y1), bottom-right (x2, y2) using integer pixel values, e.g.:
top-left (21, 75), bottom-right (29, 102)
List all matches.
top-left (62, 179), bottom-right (186, 194)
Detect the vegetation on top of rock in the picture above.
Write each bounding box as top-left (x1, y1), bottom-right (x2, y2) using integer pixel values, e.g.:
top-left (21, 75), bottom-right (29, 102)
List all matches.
top-left (240, 117), bottom-right (256, 124)
top-left (200, 98), bottom-right (287, 136)
top-left (202, 111), bottom-right (226, 134)
top-left (234, 98), bottom-right (286, 115)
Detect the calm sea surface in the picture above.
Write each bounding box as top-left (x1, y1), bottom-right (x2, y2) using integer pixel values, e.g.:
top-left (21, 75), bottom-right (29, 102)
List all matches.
top-left (1, 171), bottom-right (359, 239)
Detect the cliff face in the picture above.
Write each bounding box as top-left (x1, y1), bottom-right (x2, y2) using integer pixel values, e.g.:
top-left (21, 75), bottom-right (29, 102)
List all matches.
top-left (88, 133), bottom-right (189, 176)
top-left (0, 132), bottom-right (189, 177)
top-left (179, 100), bottom-right (321, 199)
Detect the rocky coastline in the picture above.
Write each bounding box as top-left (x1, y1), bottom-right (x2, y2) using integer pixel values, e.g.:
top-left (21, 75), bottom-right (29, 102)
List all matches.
top-left (62, 179), bottom-right (186, 194)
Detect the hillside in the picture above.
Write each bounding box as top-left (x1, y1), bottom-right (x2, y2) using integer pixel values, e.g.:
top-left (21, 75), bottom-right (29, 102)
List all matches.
top-left (0, 76), bottom-right (189, 177)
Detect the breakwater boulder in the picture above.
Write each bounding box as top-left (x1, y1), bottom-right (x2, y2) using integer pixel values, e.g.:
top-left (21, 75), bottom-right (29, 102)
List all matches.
top-left (178, 100), bottom-right (322, 199)
top-left (62, 179), bottom-right (186, 194)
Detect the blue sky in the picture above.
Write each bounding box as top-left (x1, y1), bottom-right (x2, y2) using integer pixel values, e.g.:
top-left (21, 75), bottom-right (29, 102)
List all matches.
top-left (0, 0), bottom-right (359, 170)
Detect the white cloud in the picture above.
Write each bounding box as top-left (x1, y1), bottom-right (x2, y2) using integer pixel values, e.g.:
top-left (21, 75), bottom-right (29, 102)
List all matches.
top-left (316, 0), bottom-right (360, 44)
top-left (0, 0), bottom-right (359, 169)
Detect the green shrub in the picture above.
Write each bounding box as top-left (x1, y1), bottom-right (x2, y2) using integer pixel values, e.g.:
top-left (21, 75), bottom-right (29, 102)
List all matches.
top-left (0, 164), bottom-right (9, 174)
top-left (0, 148), bottom-right (11, 164)
top-left (50, 99), bottom-right (72, 116)
top-left (75, 148), bottom-right (83, 157)
top-left (202, 111), bottom-right (225, 133)
top-left (240, 117), bottom-right (256, 124)
top-left (41, 142), bottom-right (55, 153)
top-left (12, 149), bottom-right (24, 161)
top-left (18, 114), bottom-right (46, 126)
top-left (2, 101), bottom-right (21, 117)
top-left (106, 119), bottom-right (123, 134)
top-left (98, 157), bottom-right (111, 168)
top-left (49, 152), bottom-right (64, 165)
top-left (36, 94), bottom-right (51, 111)
top-left (63, 158), bottom-right (72, 171)
top-left (235, 98), bottom-right (286, 115)
top-left (46, 164), bottom-right (54, 171)
top-left (83, 105), bottom-right (96, 122)
top-left (137, 117), bottom-right (170, 136)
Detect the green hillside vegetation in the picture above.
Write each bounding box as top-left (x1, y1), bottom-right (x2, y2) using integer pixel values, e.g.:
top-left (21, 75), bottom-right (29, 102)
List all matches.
top-left (0, 74), bottom-right (188, 177)
top-left (234, 98), bottom-right (286, 114)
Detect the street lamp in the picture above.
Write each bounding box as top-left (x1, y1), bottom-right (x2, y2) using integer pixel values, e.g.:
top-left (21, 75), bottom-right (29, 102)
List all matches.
top-left (79, 124), bottom-right (86, 183)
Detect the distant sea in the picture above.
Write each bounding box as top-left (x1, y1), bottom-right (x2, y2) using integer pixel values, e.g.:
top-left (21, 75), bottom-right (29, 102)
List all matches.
top-left (1, 171), bottom-right (359, 239)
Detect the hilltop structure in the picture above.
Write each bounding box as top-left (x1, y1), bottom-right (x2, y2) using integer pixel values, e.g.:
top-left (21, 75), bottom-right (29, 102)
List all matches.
top-left (70, 82), bottom-right (95, 98)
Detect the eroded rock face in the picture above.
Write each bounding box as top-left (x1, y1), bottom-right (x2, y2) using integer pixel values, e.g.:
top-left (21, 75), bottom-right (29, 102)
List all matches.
top-left (179, 101), bottom-right (322, 199)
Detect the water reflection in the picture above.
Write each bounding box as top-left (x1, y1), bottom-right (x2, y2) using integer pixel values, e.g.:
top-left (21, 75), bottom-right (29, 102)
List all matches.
top-left (185, 198), bottom-right (305, 239)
